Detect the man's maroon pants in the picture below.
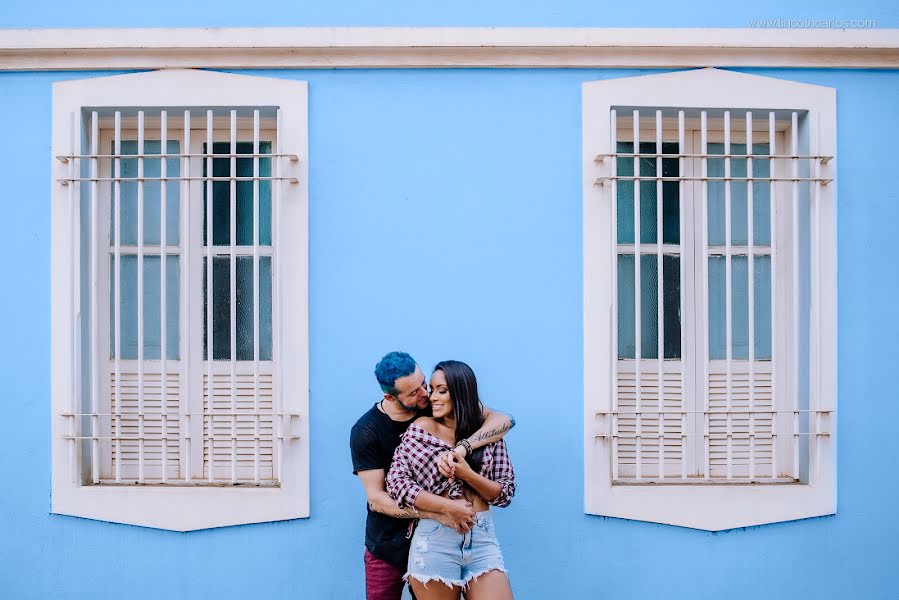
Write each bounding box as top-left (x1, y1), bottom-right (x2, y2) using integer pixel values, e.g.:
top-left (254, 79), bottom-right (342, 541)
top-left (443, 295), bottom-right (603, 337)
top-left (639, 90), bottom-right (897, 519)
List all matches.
top-left (364, 549), bottom-right (415, 600)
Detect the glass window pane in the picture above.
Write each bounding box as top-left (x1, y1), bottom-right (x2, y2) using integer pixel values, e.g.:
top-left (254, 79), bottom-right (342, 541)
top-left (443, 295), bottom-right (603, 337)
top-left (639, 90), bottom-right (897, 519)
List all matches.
top-left (618, 141), bottom-right (679, 245)
top-left (236, 257), bottom-right (273, 360)
top-left (639, 141), bottom-right (658, 245)
top-left (237, 146), bottom-right (272, 246)
top-left (708, 143), bottom-right (761, 248)
top-left (708, 255), bottom-right (726, 360)
top-left (111, 140), bottom-right (180, 246)
top-left (203, 142), bottom-right (272, 247)
top-left (662, 186), bottom-right (680, 245)
top-left (204, 256), bottom-right (272, 361)
top-left (663, 254), bottom-right (681, 359)
top-left (730, 144), bottom-right (749, 246)
top-left (236, 258), bottom-right (254, 361)
top-left (751, 143), bottom-right (772, 246)
top-left (166, 257), bottom-right (180, 360)
top-left (616, 142), bottom-right (634, 245)
top-left (617, 254), bottom-right (635, 359)
top-left (616, 142), bottom-right (635, 176)
top-left (204, 257), bottom-right (232, 361)
top-left (143, 256), bottom-right (163, 360)
top-left (110, 254), bottom-right (137, 360)
top-left (142, 256), bottom-right (181, 360)
top-left (259, 257), bottom-right (273, 361)
top-left (707, 144), bottom-right (725, 247)
top-left (617, 181), bottom-right (635, 244)
top-left (754, 255), bottom-right (772, 359)
top-left (640, 180), bottom-right (657, 245)
top-left (210, 155), bottom-right (231, 247)
top-left (662, 141), bottom-right (680, 245)
top-left (110, 254), bottom-right (179, 360)
top-left (732, 255), bottom-right (749, 360)
top-left (641, 254), bottom-right (658, 359)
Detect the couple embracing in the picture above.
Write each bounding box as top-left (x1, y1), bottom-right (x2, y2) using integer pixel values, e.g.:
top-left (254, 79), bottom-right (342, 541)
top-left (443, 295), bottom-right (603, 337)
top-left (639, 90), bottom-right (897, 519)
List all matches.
top-left (350, 351), bottom-right (517, 600)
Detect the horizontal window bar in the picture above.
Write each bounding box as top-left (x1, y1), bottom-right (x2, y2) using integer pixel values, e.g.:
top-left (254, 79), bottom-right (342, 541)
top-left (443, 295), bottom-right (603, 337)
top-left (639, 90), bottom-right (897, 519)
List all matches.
top-left (706, 246), bottom-right (772, 254)
top-left (203, 247), bottom-right (274, 256)
top-left (596, 176), bottom-right (832, 184)
top-left (95, 481), bottom-right (281, 487)
top-left (106, 245), bottom-right (181, 253)
top-left (57, 152), bottom-right (299, 162)
top-left (616, 244), bottom-right (682, 253)
top-left (61, 412), bottom-right (300, 417)
top-left (596, 409), bottom-right (832, 414)
top-left (62, 435), bottom-right (301, 441)
top-left (596, 433), bottom-right (830, 438)
top-left (58, 176), bottom-right (299, 185)
top-left (596, 152), bottom-right (833, 163)
top-left (613, 478), bottom-right (798, 485)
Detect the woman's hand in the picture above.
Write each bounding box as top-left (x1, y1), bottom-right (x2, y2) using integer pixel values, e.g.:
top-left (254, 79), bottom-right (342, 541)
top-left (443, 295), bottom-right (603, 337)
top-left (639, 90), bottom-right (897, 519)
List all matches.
top-left (447, 453), bottom-right (475, 482)
top-left (437, 446), bottom-right (468, 480)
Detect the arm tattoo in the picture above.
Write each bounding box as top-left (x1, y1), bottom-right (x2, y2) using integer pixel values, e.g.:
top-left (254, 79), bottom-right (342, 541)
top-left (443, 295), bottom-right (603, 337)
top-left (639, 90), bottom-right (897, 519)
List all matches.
top-left (368, 501), bottom-right (419, 519)
top-left (470, 421), bottom-right (512, 444)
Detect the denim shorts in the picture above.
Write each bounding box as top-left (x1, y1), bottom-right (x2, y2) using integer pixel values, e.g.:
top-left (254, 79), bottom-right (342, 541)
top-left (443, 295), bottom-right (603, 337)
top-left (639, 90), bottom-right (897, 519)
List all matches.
top-left (405, 510), bottom-right (507, 589)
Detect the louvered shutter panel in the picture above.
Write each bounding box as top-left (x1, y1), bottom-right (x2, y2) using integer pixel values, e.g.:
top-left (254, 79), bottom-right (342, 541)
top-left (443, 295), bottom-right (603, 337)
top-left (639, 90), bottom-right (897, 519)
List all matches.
top-left (203, 363), bottom-right (276, 482)
top-left (616, 361), bottom-right (685, 479)
top-left (104, 363), bottom-right (182, 481)
top-left (707, 361), bottom-right (774, 479)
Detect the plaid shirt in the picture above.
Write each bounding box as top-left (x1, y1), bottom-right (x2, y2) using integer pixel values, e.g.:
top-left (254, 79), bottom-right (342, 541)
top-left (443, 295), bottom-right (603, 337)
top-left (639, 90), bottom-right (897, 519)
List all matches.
top-left (386, 423), bottom-right (516, 510)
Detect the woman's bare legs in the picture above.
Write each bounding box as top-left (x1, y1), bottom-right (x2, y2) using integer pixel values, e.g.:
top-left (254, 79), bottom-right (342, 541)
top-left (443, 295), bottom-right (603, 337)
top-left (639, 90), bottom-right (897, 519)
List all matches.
top-left (408, 578), bottom-right (462, 600)
top-left (464, 569), bottom-right (513, 600)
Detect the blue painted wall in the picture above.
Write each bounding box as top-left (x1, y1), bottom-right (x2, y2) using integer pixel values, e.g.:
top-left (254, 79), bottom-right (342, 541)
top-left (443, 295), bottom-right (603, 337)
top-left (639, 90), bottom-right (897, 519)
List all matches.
top-left (1, 62), bottom-right (898, 598)
top-left (1, 0), bottom-right (897, 27)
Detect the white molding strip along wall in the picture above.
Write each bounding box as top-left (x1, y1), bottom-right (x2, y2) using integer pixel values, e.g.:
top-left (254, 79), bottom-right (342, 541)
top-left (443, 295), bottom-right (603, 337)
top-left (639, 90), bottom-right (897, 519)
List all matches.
top-left (1, 27), bottom-right (898, 70)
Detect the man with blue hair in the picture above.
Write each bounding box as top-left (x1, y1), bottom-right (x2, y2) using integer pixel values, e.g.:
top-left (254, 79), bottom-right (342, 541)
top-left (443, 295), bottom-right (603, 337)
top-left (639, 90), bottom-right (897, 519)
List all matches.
top-left (351, 351), bottom-right (514, 600)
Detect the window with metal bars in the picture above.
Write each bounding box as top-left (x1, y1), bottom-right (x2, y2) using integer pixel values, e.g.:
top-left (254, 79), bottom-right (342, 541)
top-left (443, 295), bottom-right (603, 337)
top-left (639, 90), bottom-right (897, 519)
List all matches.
top-left (63, 106), bottom-right (292, 485)
top-left (52, 70), bottom-right (309, 530)
top-left (65, 107), bottom-right (300, 486)
top-left (603, 107), bottom-right (831, 484)
top-left (583, 69), bottom-right (835, 530)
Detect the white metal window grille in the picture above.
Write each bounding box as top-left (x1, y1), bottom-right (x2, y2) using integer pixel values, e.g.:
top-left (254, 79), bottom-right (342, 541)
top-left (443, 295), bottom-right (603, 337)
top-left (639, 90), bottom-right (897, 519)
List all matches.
top-left (596, 107), bottom-right (832, 484)
top-left (58, 107), bottom-right (301, 486)
top-left (594, 107), bottom-right (832, 484)
top-left (583, 69), bottom-right (835, 530)
top-left (52, 70), bottom-right (309, 531)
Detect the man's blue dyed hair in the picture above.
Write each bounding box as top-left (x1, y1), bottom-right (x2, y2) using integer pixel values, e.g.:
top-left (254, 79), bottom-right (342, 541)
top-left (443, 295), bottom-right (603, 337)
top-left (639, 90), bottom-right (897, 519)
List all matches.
top-left (375, 351), bottom-right (418, 396)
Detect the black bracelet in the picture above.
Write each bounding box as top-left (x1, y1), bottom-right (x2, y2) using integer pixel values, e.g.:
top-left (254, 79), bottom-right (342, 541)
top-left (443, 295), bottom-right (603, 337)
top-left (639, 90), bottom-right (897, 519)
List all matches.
top-left (456, 439), bottom-right (472, 455)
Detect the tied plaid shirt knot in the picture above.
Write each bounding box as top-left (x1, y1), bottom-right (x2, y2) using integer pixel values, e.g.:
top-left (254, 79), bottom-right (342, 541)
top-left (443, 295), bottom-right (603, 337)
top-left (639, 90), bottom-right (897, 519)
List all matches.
top-left (386, 423), bottom-right (515, 510)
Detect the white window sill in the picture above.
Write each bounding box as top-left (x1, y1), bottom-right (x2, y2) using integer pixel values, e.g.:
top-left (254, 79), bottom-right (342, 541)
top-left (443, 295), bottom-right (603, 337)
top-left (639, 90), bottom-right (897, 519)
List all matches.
top-left (585, 461), bottom-right (835, 531)
top-left (51, 480), bottom-right (309, 531)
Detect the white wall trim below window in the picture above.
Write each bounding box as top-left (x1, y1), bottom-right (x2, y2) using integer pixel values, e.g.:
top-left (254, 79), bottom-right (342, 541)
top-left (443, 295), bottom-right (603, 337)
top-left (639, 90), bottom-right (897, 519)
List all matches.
top-left (2, 27), bottom-right (898, 71)
top-left (590, 483), bottom-right (835, 531)
top-left (52, 479), bottom-right (306, 532)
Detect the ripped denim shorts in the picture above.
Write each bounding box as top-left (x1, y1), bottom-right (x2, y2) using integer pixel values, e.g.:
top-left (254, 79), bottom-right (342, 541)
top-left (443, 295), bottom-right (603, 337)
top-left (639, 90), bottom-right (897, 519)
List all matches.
top-left (405, 510), bottom-right (507, 590)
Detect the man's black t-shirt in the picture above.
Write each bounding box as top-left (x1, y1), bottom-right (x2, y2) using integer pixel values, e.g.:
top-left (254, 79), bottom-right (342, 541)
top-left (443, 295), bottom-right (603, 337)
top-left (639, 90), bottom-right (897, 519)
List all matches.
top-left (350, 403), bottom-right (423, 569)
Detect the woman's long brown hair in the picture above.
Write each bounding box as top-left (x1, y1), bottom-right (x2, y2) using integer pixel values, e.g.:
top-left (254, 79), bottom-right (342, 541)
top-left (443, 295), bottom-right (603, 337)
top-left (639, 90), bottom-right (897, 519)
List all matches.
top-left (433, 360), bottom-right (486, 472)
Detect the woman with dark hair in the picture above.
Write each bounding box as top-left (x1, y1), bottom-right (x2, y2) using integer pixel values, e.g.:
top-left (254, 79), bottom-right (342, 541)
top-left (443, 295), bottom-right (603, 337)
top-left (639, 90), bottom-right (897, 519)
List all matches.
top-left (386, 360), bottom-right (515, 600)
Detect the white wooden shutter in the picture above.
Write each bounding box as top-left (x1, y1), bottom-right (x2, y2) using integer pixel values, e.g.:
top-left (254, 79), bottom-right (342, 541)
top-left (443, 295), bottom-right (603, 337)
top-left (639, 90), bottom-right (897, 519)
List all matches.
top-left (203, 363), bottom-right (276, 482)
top-left (616, 361), bottom-right (685, 479)
top-left (103, 363), bottom-right (182, 481)
top-left (707, 360), bottom-right (774, 480)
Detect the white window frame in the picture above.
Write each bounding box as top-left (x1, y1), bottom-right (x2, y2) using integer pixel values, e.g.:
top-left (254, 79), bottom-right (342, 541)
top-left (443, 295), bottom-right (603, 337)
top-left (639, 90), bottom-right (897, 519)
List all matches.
top-left (51, 69), bottom-right (309, 531)
top-left (583, 68), bottom-right (836, 530)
